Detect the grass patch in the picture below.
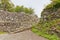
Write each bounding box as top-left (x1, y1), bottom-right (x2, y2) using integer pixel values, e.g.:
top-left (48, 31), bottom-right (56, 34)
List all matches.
top-left (32, 28), bottom-right (60, 40)
top-left (0, 31), bottom-right (6, 34)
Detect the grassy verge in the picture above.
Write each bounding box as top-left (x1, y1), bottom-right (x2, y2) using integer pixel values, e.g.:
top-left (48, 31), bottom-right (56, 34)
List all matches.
top-left (0, 31), bottom-right (6, 34)
top-left (32, 28), bottom-right (60, 40)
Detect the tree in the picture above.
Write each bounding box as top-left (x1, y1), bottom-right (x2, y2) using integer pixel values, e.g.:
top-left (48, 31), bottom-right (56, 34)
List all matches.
top-left (0, 0), bottom-right (34, 14)
top-left (51, 0), bottom-right (60, 3)
top-left (0, 0), bottom-right (14, 11)
top-left (15, 6), bottom-right (24, 12)
top-left (28, 8), bottom-right (34, 14)
top-left (15, 6), bottom-right (34, 14)
top-left (51, 0), bottom-right (60, 4)
top-left (24, 8), bottom-right (34, 14)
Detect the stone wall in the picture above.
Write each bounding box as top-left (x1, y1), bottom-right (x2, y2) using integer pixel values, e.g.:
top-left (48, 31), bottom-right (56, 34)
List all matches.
top-left (41, 8), bottom-right (60, 21)
top-left (0, 10), bottom-right (39, 33)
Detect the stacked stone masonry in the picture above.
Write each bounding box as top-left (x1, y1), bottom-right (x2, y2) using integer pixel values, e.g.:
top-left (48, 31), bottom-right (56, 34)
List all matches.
top-left (0, 10), bottom-right (39, 33)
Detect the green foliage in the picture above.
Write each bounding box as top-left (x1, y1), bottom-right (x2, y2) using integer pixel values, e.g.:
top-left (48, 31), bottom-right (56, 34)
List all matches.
top-left (51, 0), bottom-right (60, 3)
top-left (37, 0), bottom-right (60, 40)
top-left (46, 3), bottom-right (53, 9)
top-left (15, 6), bottom-right (34, 14)
top-left (46, 0), bottom-right (60, 9)
top-left (15, 6), bottom-right (24, 12)
top-left (32, 19), bottom-right (60, 40)
top-left (0, 0), bottom-right (14, 11)
top-left (0, 0), bottom-right (34, 14)
top-left (32, 28), bottom-right (60, 40)
top-left (24, 8), bottom-right (34, 14)
top-left (0, 31), bottom-right (6, 34)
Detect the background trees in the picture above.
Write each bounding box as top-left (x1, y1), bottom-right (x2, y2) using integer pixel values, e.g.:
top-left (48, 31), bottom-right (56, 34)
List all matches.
top-left (15, 6), bottom-right (24, 12)
top-left (0, 0), bottom-right (34, 14)
top-left (51, 0), bottom-right (60, 3)
top-left (0, 0), bottom-right (14, 11)
top-left (24, 7), bottom-right (34, 14)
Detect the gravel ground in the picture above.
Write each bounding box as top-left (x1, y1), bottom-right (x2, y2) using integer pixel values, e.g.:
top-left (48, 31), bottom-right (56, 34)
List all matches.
top-left (0, 30), bottom-right (48, 40)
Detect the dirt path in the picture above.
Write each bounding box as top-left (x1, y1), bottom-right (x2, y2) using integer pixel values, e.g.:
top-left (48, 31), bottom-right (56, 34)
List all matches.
top-left (0, 30), bottom-right (48, 40)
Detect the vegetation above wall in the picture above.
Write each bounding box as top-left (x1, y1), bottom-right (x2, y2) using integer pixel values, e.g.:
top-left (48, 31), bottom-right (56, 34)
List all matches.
top-left (0, 0), bottom-right (34, 14)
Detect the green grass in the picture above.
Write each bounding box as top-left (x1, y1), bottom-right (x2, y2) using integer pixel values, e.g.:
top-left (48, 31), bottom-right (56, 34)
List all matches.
top-left (32, 28), bottom-right (60, 40)
top-left (0, 31), bottom-right (6, 34)
top-left (31, 19), bottom-right (60, 40)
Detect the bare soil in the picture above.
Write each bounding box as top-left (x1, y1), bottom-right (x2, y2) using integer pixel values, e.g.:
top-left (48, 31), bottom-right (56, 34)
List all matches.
top-left (0, 30), bottom-right (48, 40)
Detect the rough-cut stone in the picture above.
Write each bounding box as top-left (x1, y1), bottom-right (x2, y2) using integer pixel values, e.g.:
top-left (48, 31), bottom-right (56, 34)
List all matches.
top-left (0, 10), bottom-right (39, 33)
top-left (41, 8), bottom-right (60, 21)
